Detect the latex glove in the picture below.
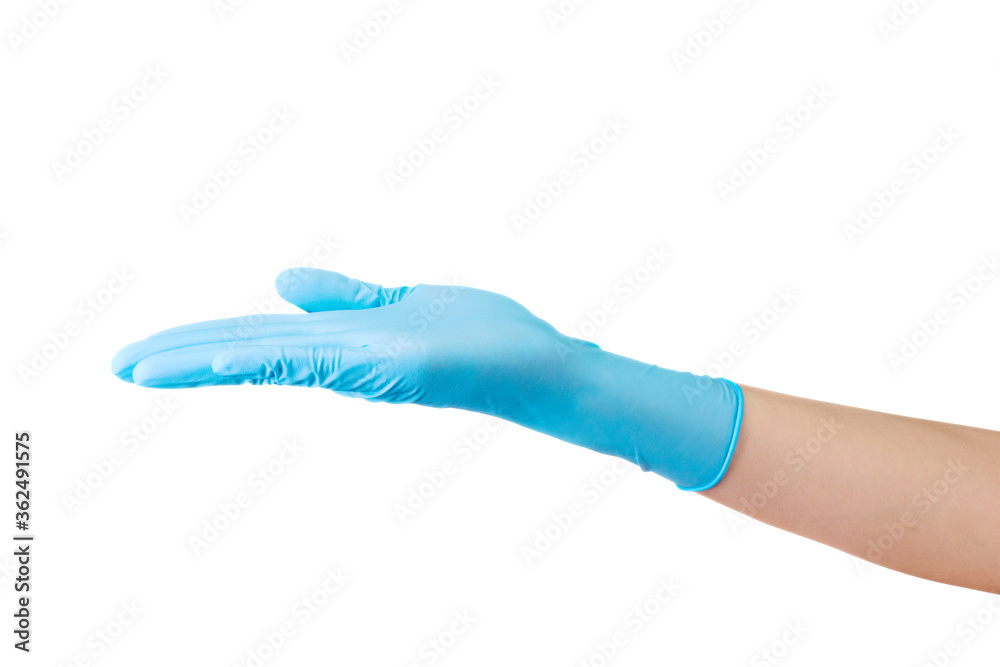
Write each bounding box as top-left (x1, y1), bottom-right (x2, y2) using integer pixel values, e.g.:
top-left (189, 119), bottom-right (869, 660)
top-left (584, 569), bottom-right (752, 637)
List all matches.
top-left (112, 268), bottom-right (743, 491)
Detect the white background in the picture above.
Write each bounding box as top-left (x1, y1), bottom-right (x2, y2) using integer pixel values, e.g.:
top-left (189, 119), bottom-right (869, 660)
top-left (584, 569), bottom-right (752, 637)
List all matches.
top-left (2, 0), bottom-right (999, 665)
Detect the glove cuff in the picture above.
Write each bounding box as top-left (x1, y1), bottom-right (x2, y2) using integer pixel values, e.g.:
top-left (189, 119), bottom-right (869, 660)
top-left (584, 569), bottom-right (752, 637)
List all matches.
top-left (673, 378), bottom-right (744, 492)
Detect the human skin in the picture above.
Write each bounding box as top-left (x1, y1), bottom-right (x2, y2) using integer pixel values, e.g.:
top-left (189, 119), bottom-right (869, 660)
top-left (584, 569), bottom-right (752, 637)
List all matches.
top-left (704, 385), bottom-right (1000, 593)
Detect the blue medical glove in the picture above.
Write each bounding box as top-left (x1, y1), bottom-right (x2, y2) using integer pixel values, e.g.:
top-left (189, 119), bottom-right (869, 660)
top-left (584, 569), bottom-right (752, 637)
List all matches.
top-left (111, 268), bottom-right (743, 491)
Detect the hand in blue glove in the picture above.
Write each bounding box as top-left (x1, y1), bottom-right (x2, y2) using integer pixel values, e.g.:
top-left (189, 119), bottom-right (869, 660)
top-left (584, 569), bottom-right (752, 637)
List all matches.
top-left (112, 268), bottom-right (743, 491)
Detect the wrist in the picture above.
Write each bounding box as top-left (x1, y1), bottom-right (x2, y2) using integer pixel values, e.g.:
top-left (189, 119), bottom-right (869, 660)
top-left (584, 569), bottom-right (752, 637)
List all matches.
top-left (554, 343), bottom-right (744, 491)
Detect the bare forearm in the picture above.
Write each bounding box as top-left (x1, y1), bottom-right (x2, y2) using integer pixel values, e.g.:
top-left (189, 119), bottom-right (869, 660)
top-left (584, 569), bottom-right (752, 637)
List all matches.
top-left (700, 385), bottom-right (1000, 592)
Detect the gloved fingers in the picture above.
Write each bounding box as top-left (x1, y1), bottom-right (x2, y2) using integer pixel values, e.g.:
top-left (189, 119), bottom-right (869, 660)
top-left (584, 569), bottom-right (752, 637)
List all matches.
top-left (275, 267), bottom-right (412, 313)
top-left (111, 329), bottom-right (378, 387)
top-left (128, 335), bottom-right (369, 388)
top-left (212, 345), bottom-right (383, 393)
top-left (146, 271), bottom-right (411, 337)
top-left (130, 345), bottom-right (253, 388)
top-left (149, 312), bottom-right (325, 338)
top-left (112, 316), bottom-right (369, 382)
